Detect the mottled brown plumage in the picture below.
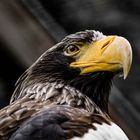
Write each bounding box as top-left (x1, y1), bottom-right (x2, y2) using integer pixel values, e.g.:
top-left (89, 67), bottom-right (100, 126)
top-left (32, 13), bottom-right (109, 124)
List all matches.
top-left (10, 105), bottom-right (111, 140)
top-left (0, 84), bottom-right (105, 139)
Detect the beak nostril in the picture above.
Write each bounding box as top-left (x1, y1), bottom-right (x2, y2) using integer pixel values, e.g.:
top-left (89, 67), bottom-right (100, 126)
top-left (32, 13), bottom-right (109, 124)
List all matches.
top-left (101, 41), bottom-right (110, 49)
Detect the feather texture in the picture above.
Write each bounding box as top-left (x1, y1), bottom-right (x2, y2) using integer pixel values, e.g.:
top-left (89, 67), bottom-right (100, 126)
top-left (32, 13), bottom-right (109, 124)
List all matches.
top-left (9, 106), bottom-right (111, 140)
top-left (71, 123), bottom-right (128, 140)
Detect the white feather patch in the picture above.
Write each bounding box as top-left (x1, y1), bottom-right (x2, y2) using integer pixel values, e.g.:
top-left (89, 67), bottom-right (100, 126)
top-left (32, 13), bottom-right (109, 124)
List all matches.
top-left (71, 122), bottom-right (129, 140)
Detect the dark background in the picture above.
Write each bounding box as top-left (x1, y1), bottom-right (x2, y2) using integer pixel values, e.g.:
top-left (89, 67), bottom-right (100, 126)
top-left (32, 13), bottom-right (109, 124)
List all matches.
top-left (0, 0), bottom-right (139, 139)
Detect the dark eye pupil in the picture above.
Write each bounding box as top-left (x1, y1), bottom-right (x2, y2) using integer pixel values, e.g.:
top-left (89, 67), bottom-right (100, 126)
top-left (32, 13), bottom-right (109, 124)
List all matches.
top-left (64, 45), bottom-right (79, 55)
top-left (68, 45), bottom-right (78, 52)
top-left (69, 46), bottom-right (76, 51)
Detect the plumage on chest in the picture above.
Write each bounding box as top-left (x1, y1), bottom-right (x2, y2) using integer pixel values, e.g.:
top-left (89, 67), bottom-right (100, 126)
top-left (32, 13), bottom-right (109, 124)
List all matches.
top-left (71, 123), bottom-right (128, 140)
top-left (9, 105), bottom-right (128, 140)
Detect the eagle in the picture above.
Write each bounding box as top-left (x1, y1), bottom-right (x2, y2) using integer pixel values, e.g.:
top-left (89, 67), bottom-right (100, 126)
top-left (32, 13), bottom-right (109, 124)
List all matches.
top-left (0, 30), bottom-right (132, 140)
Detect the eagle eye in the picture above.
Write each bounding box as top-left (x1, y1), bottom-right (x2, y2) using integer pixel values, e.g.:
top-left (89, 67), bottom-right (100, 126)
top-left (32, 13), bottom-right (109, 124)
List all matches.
top-left (64, 44), bottom-right (80, 56)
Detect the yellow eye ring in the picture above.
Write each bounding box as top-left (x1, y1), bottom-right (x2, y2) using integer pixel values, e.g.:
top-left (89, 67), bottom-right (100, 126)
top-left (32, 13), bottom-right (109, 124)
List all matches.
top-left (64, 44), bottom-right (80, 56)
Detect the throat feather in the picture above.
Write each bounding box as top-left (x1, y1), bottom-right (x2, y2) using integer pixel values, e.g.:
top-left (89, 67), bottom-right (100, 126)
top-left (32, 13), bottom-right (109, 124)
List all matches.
top-left (68, 72), bottom-right (113, 112)
top-left (21, 82), bottom-right (103, 114)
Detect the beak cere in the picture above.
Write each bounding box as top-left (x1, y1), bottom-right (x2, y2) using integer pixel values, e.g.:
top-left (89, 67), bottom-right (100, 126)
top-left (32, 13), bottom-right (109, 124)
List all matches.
top-left (70, 36), bottom-right (132, 79)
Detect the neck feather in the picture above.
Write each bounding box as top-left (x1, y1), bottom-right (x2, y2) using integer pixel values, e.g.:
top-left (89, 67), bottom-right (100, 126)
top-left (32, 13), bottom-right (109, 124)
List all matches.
top-left (68, 72), bottom-right (113, 112)
top-left (12, 72), bottom-right (113, 113)
top-left (13, 81), bottom-right (104, 114)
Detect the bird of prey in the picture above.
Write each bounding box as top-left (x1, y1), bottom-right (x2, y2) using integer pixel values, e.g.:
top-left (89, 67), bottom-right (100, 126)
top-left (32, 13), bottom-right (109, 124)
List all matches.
top-left (0, 30), bottom-right (132, 140)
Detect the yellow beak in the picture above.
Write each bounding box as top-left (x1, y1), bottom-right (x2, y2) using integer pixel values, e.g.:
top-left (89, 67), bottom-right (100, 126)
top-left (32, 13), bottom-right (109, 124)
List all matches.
top-left (70, 36), bottom-right (132, 79)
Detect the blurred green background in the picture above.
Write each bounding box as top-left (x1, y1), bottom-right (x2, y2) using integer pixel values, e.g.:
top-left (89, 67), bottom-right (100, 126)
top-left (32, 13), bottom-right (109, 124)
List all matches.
top-left (0, 0), bottom-right (139, 139)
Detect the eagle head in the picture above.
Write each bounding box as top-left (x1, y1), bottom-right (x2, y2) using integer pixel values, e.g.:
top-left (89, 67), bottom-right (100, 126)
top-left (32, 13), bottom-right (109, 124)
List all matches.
top-left (12, 30), bottom-right (132, 111)
top-left (31, 30), bottom-right (132, 81)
